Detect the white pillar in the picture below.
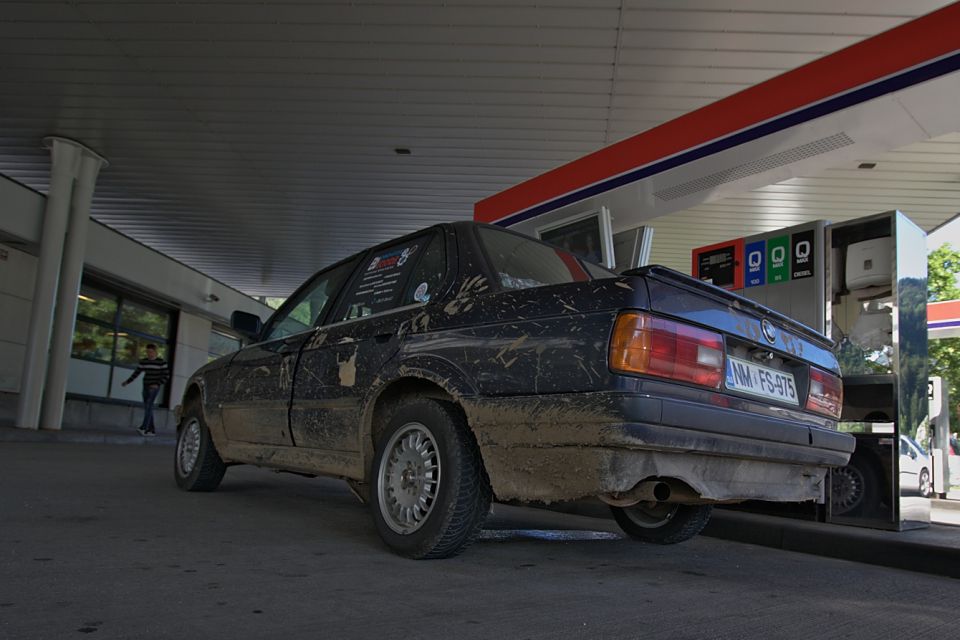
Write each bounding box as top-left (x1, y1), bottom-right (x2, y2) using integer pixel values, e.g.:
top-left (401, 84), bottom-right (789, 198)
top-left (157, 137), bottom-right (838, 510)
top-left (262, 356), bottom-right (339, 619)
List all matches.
top-left (15, 138), bottom-right (83, 429)
top-left (40, 149), bottom-right (108, 429)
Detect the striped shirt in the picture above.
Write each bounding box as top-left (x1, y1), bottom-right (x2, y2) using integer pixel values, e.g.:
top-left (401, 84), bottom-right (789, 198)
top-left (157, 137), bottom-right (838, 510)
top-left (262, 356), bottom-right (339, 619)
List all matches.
top-left (126, 357), bottom-right (169, 387)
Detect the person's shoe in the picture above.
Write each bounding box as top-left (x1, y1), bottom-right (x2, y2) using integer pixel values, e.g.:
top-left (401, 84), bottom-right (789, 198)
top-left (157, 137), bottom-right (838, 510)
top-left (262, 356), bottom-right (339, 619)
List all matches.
top-left (143, 430), bottom-right (156, 438)
top-left (137, 427), bottom-right (150, 436)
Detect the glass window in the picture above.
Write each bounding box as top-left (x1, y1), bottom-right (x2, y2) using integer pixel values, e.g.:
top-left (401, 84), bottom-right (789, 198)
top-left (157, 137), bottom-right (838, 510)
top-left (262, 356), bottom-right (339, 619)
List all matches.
top-left (539, 215), bottom-right (605, 265)
top-left (339, 233), bottom-right (437, 321)
top-left (209, 330), bottom-right (241, 361)
top-left (71, 320), bottom-right (116, 363)
top-left (401, 233), bottom-right (446, 306)
top-left (115, 336), bottom-right (169, 368)
top-left (478, 227), bottom-right (592, 291)
top-left (68, 277), bottom-right (175, 406)
top-left (77, 285), bottom-right (118, 324)
top-left (120, 299), bottom-right (170, 338)
top-left (264, 258), bottom-right (358, 341)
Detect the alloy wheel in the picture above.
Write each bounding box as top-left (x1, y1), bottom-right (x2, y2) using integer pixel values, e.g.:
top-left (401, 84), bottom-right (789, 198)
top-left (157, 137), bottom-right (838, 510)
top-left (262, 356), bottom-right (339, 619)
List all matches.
top-left (377, 422), bottom-right (442, 535)
top-left (176, 418), bottom-right (202, 478)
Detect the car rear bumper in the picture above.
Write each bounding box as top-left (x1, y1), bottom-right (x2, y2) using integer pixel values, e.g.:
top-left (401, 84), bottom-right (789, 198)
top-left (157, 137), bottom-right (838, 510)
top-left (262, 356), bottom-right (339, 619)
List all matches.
top-left (463, 391), bottom-right (855, 504)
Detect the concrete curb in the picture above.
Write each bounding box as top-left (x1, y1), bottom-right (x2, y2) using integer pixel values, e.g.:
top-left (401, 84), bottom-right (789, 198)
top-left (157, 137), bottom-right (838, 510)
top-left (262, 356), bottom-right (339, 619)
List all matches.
top-left (932, 498), bottom-right (960, 512)
top-left (703, 510), bottom-right (960, 579)
top-left (0, 426), bottom-right (175, 447)
top-left (539, 500), bottom-right (960, 580)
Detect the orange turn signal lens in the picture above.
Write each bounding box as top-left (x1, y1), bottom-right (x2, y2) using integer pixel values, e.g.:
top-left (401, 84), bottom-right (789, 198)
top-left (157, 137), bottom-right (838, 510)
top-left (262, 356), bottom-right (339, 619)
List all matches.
top-left (610, 312), bottom-right (724, 389)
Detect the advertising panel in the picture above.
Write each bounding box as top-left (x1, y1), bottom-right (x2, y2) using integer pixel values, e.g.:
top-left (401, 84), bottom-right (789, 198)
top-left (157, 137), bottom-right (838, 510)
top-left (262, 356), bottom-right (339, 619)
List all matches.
top-left (791, 230), bottom-right (815, 280)
top-left (767, 235), bottom-right (790, 284)
top-left (691, 238), bottom-right (744, 290)
top-left (744, 240), bottom-right (766, 288)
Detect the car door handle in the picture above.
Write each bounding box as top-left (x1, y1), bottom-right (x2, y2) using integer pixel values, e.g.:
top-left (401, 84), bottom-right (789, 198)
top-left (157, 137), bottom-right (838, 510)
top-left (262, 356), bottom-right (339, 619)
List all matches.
top-left (374, 333), bottom-right (393, 344)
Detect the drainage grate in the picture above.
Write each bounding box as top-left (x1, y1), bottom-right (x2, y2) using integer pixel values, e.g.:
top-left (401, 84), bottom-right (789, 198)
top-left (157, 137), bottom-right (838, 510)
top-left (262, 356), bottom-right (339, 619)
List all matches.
top-left (653, 132), bottom-right (855, 201)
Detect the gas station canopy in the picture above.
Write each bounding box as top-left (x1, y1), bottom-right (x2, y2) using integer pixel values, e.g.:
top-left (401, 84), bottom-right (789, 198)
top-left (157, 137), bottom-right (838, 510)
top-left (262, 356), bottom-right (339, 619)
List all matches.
top-left (0, 1), bottom-right (958, 295)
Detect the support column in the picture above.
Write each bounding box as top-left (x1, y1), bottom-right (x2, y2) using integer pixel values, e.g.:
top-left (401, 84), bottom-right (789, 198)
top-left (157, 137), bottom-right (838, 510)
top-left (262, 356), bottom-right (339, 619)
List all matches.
top-left (15, 138), bottom-right (83, 429)
top-left (40, 148), bottom-right (108, 429)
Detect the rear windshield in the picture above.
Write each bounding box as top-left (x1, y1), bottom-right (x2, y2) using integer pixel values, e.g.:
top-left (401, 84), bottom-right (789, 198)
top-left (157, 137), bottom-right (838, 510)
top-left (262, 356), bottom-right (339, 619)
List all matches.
top-left (478, 227), bottom-right (616, 291)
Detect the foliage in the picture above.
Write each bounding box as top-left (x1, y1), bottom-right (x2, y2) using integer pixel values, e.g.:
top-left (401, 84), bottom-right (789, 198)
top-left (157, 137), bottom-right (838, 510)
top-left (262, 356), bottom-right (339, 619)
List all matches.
top-left (265, 297), bottom-right (286, 310)
top-left (928, 243), bottom-right (960, 430)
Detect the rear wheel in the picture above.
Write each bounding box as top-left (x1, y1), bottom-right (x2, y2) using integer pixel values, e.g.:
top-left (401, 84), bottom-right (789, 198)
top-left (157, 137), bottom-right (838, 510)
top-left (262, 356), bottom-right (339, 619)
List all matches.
top-left (830, 452), bottom-right (882, 516)
top-left (919, 468), bottom-right (932, 498)
top-left (610, 502), bottom-right (712, 544)
top-left (370, 398), bottom-right (491, 559)
top-left (174, 401), bottom-right (226, 492)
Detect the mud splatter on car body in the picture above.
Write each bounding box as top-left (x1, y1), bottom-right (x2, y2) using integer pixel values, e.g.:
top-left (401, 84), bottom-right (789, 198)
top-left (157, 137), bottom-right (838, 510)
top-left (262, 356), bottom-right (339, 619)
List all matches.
top-left (181, 222), bottom-right (852, 506)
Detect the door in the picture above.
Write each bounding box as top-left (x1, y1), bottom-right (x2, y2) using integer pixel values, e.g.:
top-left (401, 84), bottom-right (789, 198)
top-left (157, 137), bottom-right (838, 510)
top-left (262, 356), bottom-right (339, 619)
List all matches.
top-left (290, 229), bottom-right (449, 451)
top-left (219, 257), bottom-right (359, 445)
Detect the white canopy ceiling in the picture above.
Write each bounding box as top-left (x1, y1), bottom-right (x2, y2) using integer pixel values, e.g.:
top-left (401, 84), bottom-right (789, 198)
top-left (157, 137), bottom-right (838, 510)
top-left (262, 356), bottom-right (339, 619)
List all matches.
top-left (0, 0), bottom-right (955, 295)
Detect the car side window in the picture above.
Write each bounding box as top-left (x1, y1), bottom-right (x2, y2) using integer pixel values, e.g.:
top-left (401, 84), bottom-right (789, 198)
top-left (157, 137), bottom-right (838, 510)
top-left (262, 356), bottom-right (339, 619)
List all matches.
top-left (478, 226), bottom-right (591, 291)
top-left (338, 231), bottom-right (442, 321)
top-left (262, 259), bottom-right (358, 341)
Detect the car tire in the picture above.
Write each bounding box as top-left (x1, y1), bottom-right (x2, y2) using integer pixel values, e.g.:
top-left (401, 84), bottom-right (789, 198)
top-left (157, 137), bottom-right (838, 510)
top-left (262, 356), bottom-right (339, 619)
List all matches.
top-left (174, 400), bottom-right (227, 492)
top-left (370, 398), bottom-right (491, 559)
top-left (830, 452), bottom-right (882, 517)
top-left (609, 503), bottom-right (712, 544)
top-left (919, 467), bottom-right (932, 498)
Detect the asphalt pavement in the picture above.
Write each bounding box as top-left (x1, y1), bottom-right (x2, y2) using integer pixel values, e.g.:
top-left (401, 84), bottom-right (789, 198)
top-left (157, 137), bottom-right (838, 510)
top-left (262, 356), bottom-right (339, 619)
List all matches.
top-left (2, 442), bottom-right (959, 639)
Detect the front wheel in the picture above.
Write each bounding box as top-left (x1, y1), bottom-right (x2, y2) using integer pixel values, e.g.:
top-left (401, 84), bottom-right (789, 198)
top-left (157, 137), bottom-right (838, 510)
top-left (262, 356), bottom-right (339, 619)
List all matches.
top-left (370, 398), bottom-right (491, 559)
top-left (174, 401), bottom-right (226, 492)
top-left (610, 503), bottom-right (712, 544)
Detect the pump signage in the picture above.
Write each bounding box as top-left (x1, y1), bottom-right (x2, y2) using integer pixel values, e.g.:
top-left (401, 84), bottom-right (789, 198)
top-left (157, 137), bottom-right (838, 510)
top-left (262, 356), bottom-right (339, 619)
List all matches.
top-left (791, 230), bottom-right (815, 280)
top-left (691, 238), bottom-right (743, 290)
top-left (767, 235), bottom-right (789, 284)
top-left (744, 240), bottom-right (766, 288)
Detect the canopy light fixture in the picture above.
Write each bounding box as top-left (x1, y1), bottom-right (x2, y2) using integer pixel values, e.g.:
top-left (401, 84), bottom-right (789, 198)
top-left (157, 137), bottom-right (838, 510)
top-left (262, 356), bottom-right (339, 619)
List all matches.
top-left (394, 148), bottom-right (411, 155)
top-left (857, 162), bottom-right (877, 169)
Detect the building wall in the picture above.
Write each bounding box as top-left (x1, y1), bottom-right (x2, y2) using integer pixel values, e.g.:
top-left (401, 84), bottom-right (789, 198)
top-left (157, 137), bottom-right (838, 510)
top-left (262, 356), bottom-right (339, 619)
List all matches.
top-left (0, 243), bottom-right (37, 392)
top-left (0, 173), bottom-right (271, 429)
top-left (172, 312), bottom-right (214, 405)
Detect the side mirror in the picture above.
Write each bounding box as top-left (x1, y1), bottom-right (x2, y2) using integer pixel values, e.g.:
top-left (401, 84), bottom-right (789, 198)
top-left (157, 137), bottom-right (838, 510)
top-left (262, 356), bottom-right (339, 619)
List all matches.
top-left (231, 310), bottom-right (263, 341)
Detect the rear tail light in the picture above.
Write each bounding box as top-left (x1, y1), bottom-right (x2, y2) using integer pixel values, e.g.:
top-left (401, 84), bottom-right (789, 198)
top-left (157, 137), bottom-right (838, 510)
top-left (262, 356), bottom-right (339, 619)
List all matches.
top-left (610, 311), bottom-right (724, 388)
top-left (806, 367), bottom-right (843, 419)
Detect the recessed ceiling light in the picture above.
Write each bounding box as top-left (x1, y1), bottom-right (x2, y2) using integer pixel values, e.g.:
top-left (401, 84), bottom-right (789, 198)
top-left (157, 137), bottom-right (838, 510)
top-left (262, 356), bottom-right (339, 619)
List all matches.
top-left (858, 162), bottom-right (877, 169)
top-left (394, 148), bottom-right (412, 155)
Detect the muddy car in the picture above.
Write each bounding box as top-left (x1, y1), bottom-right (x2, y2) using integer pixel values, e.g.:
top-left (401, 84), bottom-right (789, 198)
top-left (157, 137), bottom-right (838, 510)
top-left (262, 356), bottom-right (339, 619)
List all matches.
top-left (174, 222), bottom-right (853, 558)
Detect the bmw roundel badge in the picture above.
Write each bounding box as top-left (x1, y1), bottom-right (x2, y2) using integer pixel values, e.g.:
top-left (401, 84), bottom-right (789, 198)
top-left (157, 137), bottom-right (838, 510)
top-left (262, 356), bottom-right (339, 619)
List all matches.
top-left (761, 319), bottom-right (777, 344)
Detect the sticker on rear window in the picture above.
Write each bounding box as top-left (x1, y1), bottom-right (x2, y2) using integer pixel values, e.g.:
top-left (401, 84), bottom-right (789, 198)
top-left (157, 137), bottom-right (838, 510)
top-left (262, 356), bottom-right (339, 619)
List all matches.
top-left (414, 282), bottom-right (430, 303)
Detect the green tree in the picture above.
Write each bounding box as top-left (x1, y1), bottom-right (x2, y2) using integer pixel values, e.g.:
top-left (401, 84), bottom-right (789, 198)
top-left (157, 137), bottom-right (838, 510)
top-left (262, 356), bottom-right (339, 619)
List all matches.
top-left (928, 243), bottom-right (960, 429)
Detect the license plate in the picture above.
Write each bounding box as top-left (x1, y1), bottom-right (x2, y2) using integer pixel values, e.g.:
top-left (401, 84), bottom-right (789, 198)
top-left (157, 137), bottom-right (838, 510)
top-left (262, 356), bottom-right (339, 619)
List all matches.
top-left (724, 356), bottom-right (799, 405)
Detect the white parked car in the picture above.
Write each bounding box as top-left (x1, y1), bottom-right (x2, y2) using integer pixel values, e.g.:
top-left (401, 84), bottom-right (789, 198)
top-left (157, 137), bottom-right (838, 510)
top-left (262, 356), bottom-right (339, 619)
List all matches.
top-left (899, 435), bottom-right (932, 498)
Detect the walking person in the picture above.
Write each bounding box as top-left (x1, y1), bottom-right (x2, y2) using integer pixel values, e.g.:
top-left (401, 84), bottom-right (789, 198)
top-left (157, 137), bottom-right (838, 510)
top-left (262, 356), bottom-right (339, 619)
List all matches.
top-left (121, 343), bottom-right (169, 436)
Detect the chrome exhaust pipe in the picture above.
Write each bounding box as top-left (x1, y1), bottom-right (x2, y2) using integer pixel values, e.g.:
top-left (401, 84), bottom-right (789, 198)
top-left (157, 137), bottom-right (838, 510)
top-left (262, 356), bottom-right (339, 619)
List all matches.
top-left (599, 479), bottom-right (705, 506)
top-left (599, 480), bottom-right (671, 507)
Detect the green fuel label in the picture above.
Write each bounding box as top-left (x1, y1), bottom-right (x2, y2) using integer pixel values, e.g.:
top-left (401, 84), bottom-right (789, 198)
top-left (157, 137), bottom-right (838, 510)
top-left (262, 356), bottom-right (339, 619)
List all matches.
top-left (767, 235), bottom-right (790, 283)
